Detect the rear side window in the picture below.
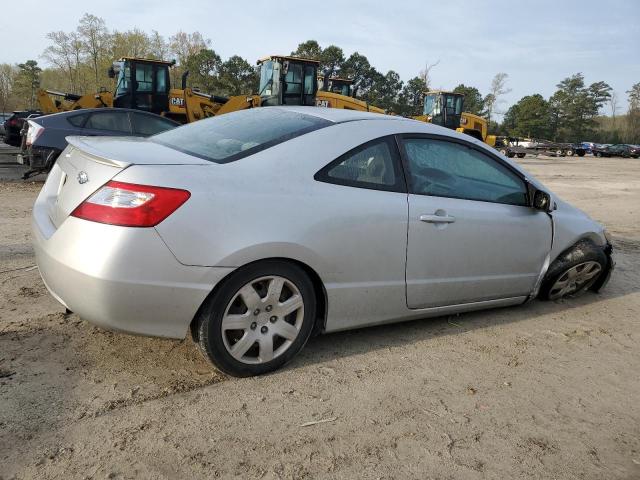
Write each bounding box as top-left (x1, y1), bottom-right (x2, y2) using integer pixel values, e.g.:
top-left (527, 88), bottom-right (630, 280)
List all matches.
top-left (67, 113), bottom-right (88, 127)
top-left (85, 111), bottom-right (131, 133)
top-left (315, 137), bottom-right (405, 193)
top-left (130, 112), bottom-right (176, 136)
top-left (152, 108), bottom-right (331, 163)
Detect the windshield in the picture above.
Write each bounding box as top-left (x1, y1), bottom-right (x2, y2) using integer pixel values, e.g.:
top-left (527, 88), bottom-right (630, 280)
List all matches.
top-left (114, 62), bottom-right (129, 97)
top-left (423, 94), bottom-right (438, 116)
top-left (445, 94), bottom-right (463, 115)
top-left (151, 108), bottom-right (332, 163)
top-left (259, 60), bottom-right (275, 96)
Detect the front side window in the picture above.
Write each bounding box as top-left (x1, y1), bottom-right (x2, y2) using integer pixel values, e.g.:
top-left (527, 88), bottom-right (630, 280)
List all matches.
top-left (315, 137), bottom-right (405, 192)
top-left (304, 65), bottom-right (315, 95)
top-left (84, 111), bottom-right (131, 133)
top-left (403, 137), bottom-right (527, 206)
top-left (152, 108), bottom-right (331, 163)
top-left (135, 63), bottom-right (153, 93)
top-left (445, 94), bottom-right (463, 115)
top-left (156, 67), bottom-right (167, 94)
top-left (284, 63), bottom-right (303, 95)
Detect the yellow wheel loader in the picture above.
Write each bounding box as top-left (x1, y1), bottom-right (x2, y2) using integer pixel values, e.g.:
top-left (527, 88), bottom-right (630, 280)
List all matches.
top-left (414, 90), bottom-right (497, 147)
top-left (36, 57), bottom-right (190, 119)
top-left (183, 55), bottom-right (386, 121)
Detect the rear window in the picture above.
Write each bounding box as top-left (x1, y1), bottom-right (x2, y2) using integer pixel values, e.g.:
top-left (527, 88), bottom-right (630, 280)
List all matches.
top-left (151, 108), bottom-right (332, 163)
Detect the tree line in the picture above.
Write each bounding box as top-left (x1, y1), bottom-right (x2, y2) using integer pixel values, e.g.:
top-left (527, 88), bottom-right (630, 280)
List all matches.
top-left (0, 13), bottom-right (637, 144)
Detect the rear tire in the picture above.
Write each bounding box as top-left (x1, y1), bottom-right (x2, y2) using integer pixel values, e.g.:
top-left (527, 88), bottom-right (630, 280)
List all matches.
top-left (195, 260), bottom-right (317, 377)
top-left (539, 240), bottom-right (607, 300)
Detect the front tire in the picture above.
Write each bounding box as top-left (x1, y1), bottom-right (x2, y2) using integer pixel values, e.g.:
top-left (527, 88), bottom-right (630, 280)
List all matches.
top-left (539, 240), bottom-right (607, 300)
top-left (195, 261), bottom-right (317, 377)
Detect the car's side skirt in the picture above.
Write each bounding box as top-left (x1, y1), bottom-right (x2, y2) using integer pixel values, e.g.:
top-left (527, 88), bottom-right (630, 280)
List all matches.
top-left (324, 296), bottom-right (528, 333)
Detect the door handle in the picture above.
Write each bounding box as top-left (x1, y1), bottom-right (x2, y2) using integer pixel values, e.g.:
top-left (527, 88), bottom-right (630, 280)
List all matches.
top-left (419, 213), bottom-right (456, 224)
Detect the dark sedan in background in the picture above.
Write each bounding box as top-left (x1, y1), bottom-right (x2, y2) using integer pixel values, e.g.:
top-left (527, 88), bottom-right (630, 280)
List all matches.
top-left (591, 144), bottom-right (640, 158)
top-left (3, 110), bottom-right (42, 146)
top-left (19, 108), bottom-right (179, 178)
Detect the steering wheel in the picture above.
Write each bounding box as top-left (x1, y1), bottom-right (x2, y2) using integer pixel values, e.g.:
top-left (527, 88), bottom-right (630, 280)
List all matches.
top-left (414, 168), bottom-right (457, 194)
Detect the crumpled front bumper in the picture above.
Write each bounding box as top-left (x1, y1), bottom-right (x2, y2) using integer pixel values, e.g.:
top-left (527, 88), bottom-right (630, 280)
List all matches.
top-left (593, 242), bottom-right (615, 292)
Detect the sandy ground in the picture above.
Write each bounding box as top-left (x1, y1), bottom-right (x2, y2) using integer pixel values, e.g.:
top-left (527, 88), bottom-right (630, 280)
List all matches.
top-left (0, 153), bottom-right (639, 480)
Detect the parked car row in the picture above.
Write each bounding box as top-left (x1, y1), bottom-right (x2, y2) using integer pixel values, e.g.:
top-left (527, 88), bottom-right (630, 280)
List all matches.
top-left (15, 108), bottom-right (179, 178)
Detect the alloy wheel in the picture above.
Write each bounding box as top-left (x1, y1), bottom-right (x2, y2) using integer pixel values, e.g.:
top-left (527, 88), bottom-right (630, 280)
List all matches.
top-left (549, 261), bottom-right (602, 300)
top-left (221, 275), bottom-right (304, 364)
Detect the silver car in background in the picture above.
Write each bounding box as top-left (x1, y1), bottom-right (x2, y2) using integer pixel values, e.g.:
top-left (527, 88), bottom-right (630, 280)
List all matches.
top-left (32, 107), bottom-right (614, 376)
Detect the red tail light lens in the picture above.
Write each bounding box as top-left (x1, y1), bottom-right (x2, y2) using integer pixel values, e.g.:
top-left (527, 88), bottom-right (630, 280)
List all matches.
top-left (71, 181), bottom-right (190, 227)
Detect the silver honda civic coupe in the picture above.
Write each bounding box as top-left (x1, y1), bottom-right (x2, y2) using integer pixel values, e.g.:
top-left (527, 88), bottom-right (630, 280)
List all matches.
top-left (32, 107), bottom-right (614, 376)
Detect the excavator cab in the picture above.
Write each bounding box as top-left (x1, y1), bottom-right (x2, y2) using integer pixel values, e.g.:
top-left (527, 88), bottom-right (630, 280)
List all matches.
top-left (257, 56), bottom-right (318, 107)
top-left (423, 91), bottom-right (464, 130)
top-left (318, 76), bottom-right (352, 97)
top-left (109, 58), bottom-right (173, 115)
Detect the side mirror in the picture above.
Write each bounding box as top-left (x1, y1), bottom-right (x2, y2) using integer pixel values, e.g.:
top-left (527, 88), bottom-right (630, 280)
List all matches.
top-left (107, 66), bottom-right (115, 79)
top-left (533, 189), bottom-right (552, 212)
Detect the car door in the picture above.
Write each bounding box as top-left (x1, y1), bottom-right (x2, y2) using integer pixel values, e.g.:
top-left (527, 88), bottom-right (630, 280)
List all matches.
top-left (313, 135), bottom-right (409, 329)
top-left (82, 110), bottom-right (132, 136)
top-left (400, 135), bottom-right (552, 309)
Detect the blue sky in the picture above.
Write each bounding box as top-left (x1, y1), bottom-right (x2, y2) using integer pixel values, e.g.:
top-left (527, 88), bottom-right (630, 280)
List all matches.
top-left (1, 0), bottom-right (638, 117)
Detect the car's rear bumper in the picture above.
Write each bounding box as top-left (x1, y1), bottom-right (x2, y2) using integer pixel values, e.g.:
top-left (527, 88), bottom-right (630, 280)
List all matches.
top-left (32, 205), bottom-right (234, 339)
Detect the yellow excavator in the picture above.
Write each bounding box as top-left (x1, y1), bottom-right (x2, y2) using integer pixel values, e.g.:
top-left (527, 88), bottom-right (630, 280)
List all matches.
top-left (414, 90), bottom-right (497, 146)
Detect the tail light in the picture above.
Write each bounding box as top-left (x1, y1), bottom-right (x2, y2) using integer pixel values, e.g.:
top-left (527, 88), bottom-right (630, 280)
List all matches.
top-left (26, 120), bottom-right (44, 146)
top-left (71, 181), bottom-right (190, 227)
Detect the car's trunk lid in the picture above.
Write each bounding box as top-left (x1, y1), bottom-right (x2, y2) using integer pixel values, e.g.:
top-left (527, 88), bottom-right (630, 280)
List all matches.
top-left (44, 136), bottom-right (209, 229)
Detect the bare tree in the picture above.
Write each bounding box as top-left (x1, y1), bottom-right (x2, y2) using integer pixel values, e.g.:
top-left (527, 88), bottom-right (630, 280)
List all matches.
top-left (0, 64), bottom-right (17, 113)
top-left (419, 59), bottom-right (440, 92)
top-left (43, 31), bottom-right (78, 92)
top-left (609, 91), bottom-right (619, 126)
top-left (149, 30), bottom-right (169, 60)
top-left (169, 31), bottom-right (210, 66)
top-left (484, 72), bottom-right (512, 124)
top-left (77, 14), bottom-right (110, 91)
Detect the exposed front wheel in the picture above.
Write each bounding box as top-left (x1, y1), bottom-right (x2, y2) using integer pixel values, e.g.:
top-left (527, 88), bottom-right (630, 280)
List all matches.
top-left (195, 261), bottom-right (316, 377)
top-left (539, 241), bottom-right (607, 300)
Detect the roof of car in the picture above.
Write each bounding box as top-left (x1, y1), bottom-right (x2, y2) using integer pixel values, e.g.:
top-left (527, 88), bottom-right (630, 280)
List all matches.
top-left (30, 108), bottom-right (179, 124)
top-left (268, 106), bottom-right (407, 123)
